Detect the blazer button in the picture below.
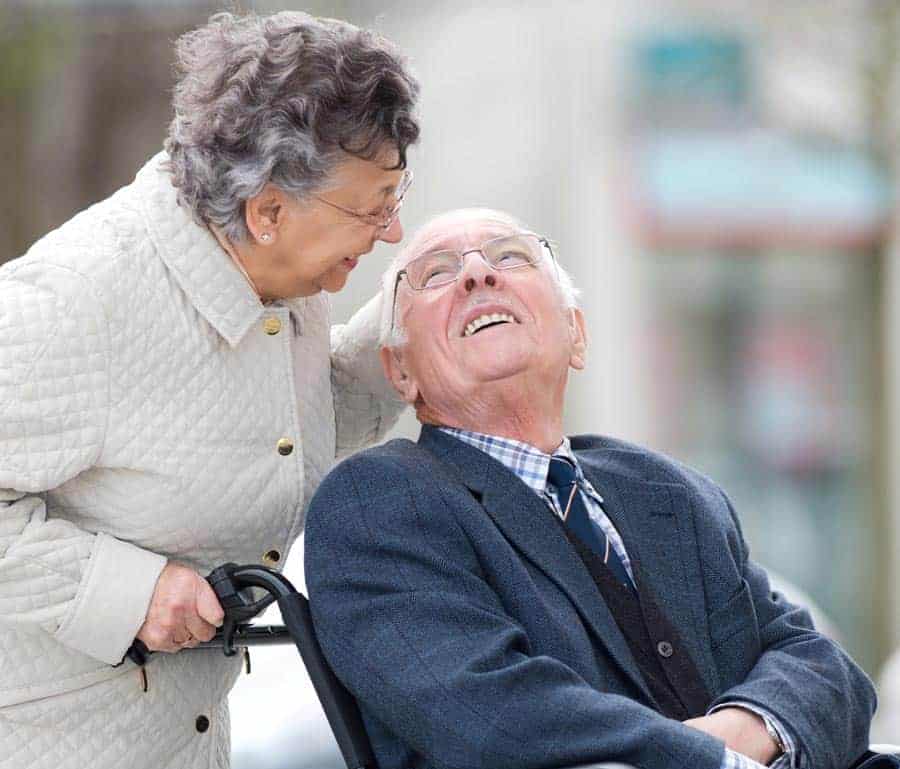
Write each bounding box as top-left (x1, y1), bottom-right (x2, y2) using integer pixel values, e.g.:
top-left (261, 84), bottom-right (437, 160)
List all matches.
top-left (195, 715), bottom-right (210, 733)
top-left (263, 549), bottom-right (281, 565)
top-left (657, 640), bottom-right (674, 658)
top-left (263, 317), bottom-right (282, 335)
top-left (277, 438), bottom-right (294, 456)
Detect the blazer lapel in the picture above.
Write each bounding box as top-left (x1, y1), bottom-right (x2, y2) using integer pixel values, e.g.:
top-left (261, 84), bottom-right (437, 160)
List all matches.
top-left (579, 459), bottom-right (718, 697)
top-left (419, 426), bottom-right (656, 704)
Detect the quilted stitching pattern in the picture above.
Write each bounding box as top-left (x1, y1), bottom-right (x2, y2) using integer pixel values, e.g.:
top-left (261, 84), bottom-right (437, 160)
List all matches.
top-left (0, 153), bottom-right (400, 768)
top-left (0, 653), bottom-right (240, 769)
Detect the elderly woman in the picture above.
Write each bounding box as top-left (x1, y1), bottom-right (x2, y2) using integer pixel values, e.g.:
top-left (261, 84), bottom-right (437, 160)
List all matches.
top-left (0, 11), bottom-right (417, 769)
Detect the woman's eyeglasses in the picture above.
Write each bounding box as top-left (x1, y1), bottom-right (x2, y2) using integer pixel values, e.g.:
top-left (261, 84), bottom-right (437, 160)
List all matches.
top-left (314, 169), bottom-right (413, 230)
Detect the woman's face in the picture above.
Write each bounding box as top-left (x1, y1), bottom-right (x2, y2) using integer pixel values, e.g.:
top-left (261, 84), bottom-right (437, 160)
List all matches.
top-left (248, 151), bottom-right (407, 300)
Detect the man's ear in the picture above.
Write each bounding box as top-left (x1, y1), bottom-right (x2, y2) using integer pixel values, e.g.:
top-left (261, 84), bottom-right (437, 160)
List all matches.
top-left (568, 307), bottom-right (588, 371)
top-left (380, 346), bottom-right (420, 404)
top-left (244, 183), bottom-right (283, 243)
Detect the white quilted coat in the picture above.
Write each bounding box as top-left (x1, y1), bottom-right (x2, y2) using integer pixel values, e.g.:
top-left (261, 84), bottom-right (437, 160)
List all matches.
top-left (0, 153), bottom-right (404, 768)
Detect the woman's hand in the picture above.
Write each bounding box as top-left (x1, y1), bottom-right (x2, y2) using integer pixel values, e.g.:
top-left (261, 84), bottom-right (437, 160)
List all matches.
top-left (136, 563), bottom-right (225, 652)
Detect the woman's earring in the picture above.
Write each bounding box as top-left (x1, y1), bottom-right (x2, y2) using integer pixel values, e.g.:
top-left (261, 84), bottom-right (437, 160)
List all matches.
top-left (259, 232), bottom-right (272, 243)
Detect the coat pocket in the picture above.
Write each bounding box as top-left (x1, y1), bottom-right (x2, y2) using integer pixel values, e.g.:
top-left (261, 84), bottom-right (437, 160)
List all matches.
top-left (708, 580), bottom-right (761, 690)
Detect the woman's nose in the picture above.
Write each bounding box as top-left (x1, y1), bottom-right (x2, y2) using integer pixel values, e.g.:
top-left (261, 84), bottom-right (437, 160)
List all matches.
top-left (378, 216), bottom-right (403, 244)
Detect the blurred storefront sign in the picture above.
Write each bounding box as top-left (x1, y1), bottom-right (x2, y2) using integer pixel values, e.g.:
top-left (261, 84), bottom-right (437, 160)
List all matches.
top-left (631, 131), bottom-right (891, 250)
top-left (626, 31), bottom-right (892, 671)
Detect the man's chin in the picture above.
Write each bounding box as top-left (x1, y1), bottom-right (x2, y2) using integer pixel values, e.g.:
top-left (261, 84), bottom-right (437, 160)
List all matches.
top-left (464, 358), bottom-right (531, 384)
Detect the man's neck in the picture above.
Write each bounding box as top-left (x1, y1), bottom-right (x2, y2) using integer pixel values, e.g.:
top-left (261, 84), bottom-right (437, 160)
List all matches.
top-left (419, 374), bottom-right (566, 454)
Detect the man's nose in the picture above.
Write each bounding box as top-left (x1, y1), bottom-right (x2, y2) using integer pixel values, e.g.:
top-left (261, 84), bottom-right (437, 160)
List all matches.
top-left (378, 217), bottom-right (403, 244)
top-left (457, 250), bottom-right (500, 293)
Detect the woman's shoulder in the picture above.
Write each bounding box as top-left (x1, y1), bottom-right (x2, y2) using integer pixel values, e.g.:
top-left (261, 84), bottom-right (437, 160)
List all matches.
top-left (1, 153), bottom-right (179, 300)
top-left (2, 178), bottom-right (149, 299)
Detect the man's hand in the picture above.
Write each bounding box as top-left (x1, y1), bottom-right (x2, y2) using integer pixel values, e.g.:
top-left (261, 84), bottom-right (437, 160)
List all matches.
top-left (684, 708), bottom-right (780, 766)
top-left (136, 563), bottom-right (225, 653)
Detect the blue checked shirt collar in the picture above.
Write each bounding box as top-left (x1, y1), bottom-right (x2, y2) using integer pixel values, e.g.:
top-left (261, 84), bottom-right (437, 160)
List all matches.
top-left (439, 428), bottom-right (599, 503)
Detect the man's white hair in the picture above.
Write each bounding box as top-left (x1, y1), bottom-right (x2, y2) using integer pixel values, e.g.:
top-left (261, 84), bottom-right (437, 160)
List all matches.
top-left (379, 208), bottom-right (580, 347)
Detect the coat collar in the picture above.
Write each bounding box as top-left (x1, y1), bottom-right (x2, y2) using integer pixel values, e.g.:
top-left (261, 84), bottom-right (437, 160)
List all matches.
top-left (135, 152), bottom-right (267, 347)
top-left (418, 425), bottom-right (657, 704)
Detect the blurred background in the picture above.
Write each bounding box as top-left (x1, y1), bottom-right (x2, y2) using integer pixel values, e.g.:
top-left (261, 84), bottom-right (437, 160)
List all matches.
top-left (4, 0), bottom-right (900, 763)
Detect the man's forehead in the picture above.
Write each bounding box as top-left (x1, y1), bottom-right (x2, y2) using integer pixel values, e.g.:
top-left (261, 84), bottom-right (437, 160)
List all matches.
top-left (410, 212), bottom-right (521, 257)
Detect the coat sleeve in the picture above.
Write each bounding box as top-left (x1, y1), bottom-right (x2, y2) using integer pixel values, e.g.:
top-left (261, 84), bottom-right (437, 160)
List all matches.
top-left (305, 454), bottom-right (728, 769)
top-left (330, 293), bottom-right (406, 458)
top-left (707, 486), bottom-right (876, 769)
top-left (0, 262), bottom-right (166, 665)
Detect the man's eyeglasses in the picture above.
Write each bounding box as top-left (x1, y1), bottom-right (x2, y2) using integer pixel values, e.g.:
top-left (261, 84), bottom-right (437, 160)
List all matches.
top-left (389, 232), bottom-right (555, 332)
top-left (314, 169), bottom-right (413, 230)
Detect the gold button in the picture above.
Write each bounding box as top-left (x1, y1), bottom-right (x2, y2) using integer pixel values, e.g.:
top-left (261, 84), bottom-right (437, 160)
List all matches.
top-left (263, 549), bottom-right (281, 565)
top-left (277, 437), bottom-right (294, 456)
top-left (263, 317), bottom-right (282, 335)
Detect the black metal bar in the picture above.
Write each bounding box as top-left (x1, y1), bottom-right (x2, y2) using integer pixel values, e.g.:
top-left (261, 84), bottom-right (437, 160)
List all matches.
top-left (277, 591), bottom-right (376, 769)
top-left (197, 624), bottom-right (292, 648)
top-left (215, 567), bottom-right (377, 769)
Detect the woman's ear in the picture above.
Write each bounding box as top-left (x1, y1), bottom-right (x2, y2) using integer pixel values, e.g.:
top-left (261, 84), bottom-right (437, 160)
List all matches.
top-left (568, 307), bottom-right (588, 371)
top-left (380, 346), bottom-right (420, 404)
top-left (244, 184), bottom-right (283, 244)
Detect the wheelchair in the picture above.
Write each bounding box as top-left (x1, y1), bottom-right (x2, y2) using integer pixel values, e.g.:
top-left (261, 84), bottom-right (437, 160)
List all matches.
top-left (137, 564), bottom-right (897, 769)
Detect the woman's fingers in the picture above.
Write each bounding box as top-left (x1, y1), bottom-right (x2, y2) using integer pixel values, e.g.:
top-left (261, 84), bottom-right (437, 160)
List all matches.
top-left (195, 578), bottom-right (226, 629)
top-left (184, 613), bottom-right (217, 644)
top-left (136, 562), bottom-right (224, 652)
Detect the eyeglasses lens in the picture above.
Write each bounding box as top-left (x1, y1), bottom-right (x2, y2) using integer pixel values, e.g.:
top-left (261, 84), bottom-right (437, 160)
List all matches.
top-left (375, 170), bottom-right (413, 228)
top-left (406, 234), bottom-right (541, 290)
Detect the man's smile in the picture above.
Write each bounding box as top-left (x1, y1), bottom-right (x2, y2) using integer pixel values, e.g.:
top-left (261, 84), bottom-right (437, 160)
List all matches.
top-left (457, 301), bottom-right (522, 338)
top-left (463, 312), bottom-right (517, 337)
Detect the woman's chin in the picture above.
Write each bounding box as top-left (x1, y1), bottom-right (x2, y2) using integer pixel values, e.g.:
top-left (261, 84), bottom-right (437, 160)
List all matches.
top-left (316, 266), bottom-right (352, 294)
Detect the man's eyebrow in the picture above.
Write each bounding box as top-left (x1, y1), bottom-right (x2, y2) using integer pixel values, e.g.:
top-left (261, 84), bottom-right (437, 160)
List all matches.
top-left (417, 236), bottom-right (456, 253)
top-left (413, 226), bottom-right (517, 255)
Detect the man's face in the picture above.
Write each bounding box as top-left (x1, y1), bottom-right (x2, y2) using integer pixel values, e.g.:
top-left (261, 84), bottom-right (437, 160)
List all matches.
top-left (384, 213), bottom-right (586, 416)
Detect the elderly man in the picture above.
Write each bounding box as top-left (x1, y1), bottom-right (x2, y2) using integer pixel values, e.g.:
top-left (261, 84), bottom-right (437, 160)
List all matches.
top-left (304, 209), bottom-right (875, 769)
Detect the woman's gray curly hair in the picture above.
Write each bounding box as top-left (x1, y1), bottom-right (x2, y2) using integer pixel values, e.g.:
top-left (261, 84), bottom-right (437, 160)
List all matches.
top-left (165, 11), bottom-right (420, 242)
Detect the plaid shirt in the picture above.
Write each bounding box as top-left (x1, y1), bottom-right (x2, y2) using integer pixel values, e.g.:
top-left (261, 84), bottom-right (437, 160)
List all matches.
top-left (440, 427), bottom-right (798, 769)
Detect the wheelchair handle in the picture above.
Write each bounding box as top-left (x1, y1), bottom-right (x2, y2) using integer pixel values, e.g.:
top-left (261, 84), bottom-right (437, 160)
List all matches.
top-left (125, 564), bottom-right (376, 769)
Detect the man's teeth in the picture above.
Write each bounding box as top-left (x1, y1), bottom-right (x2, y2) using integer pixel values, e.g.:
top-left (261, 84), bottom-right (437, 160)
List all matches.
top-left (464, 313), bottom-right (515, 337)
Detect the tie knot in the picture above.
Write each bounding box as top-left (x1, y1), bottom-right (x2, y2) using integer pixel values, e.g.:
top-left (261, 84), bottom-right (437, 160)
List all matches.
top-left (547, 456), bottom-right (577, 490)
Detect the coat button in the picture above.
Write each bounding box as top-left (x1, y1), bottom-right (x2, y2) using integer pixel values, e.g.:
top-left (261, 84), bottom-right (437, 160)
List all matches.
top-left (263, 317), bottom-right (282, 335)
top-left (263, 549), bottom-right (281, 565)
top-left (657, 640), bottom-right (674, 658)
top-left (277, 438), bottom-right (294, 456)
top-left (195, 715), bottom-right (210, 733)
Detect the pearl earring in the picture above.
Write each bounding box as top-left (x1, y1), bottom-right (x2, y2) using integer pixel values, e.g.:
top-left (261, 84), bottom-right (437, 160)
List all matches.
top-left (259, 232), bottom-right (272, 243)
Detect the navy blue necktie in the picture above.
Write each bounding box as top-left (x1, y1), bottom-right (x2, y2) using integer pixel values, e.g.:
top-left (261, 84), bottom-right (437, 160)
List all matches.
top-left (547, 457), bottom-right (632, 588)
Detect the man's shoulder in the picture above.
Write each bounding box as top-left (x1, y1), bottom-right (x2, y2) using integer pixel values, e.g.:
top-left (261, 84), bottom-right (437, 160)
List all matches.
top-left (571, 433), bottom-right (724, 497)
top-left (305, 437), bottom-right (476, 566)
top-left (309, 438), bottom-right (445, 513)
top-left (327, 437), bottom-right (434, 480)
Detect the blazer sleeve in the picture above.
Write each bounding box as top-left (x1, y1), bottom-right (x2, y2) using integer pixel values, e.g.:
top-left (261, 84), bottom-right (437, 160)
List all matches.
top-left (707, 486), bottom-right (876, 769)
top-left (0, 262), bottom-right (166, 665)
top-left (305, 454), bottom-right (728, 769)
top-left (330, 293), bottom-right (406, 457)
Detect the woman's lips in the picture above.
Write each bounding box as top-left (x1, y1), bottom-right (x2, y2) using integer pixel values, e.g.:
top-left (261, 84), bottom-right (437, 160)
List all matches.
top-left (342, 256), bottom-right (359, 271)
